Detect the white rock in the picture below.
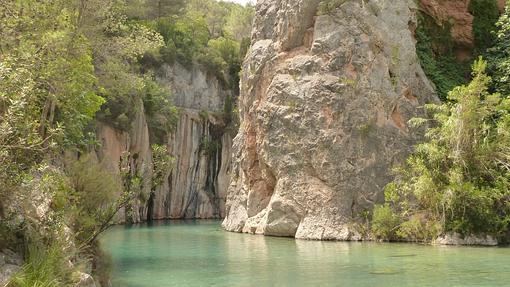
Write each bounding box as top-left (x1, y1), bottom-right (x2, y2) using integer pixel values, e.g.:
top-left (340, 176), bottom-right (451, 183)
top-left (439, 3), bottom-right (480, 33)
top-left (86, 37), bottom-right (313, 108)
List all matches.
top-left (434, 233), bottom-right (498, 246)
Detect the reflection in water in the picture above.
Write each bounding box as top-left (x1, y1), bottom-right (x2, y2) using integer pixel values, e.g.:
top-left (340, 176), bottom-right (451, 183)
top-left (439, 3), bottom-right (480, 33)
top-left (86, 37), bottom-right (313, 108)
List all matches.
top-left (100, 220), bottom-right (510, 287)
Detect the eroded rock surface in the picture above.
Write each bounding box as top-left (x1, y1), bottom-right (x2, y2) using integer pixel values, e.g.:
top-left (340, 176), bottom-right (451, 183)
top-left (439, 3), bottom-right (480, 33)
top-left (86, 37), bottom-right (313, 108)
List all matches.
top-left (94, 64), bottom-right (233, 222)
top-left (150, 109), bottom-right (231, 219)
top-left (223, 0), bottom-right (438, 240)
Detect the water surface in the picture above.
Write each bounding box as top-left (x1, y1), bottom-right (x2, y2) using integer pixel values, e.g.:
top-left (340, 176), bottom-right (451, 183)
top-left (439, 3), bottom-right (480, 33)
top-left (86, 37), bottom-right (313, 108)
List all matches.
top-left (101, 220), bottom-right (510, 287)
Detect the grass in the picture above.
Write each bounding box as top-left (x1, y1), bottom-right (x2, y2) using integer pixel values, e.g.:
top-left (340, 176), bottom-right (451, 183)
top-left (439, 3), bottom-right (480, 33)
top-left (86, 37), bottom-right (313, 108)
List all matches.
top-left (9, 242), bottom-right (75, 287)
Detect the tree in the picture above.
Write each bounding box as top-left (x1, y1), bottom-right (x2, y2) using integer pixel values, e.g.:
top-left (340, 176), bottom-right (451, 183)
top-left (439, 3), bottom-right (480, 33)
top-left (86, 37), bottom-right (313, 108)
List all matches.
top-left (375, 59), bottom-right (510, 241)
top-left (488, 2), bottom-right (510, 95)
top-left (0, 0), bottom-right (104, 187)
top-left (224, 3), bottom-right (255, 42)
top-left (0, 0), bottom-right (178, 284)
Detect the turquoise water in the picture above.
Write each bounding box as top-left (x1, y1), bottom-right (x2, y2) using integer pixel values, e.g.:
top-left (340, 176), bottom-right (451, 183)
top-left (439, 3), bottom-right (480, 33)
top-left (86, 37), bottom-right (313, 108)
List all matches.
top-left (101, 220), bottom-right (510, 287)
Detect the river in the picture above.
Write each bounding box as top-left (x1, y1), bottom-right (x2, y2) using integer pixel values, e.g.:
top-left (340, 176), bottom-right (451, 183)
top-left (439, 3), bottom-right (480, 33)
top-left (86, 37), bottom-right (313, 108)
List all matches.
top-left (100, 220), bottom-right (510, 287)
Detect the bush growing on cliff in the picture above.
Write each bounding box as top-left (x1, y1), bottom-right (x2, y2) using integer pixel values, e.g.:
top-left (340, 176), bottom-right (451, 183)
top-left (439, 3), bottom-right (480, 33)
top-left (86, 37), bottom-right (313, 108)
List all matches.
top-left (371, 204), bottom-right (400, 241)
top-left (415, 12), bottom-right (470, 100)
top-left (415, 0), bottom-right (502, 100)
top-left (469, 0), bottom-right (500, 55)
top-left (66, 156), bottom-right (124, 246)
top-left (151, 144), bottom-right (174, 190)
top-left (488, 2), bottom-right (510, 95)
top-left (373, 59), bottom-right (510, 242)
top-left (142, 77), bottom-right (180, 144)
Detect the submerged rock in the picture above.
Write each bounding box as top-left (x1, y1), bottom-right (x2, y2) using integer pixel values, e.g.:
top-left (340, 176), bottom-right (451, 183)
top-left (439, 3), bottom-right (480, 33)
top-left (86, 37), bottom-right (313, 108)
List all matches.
top-left (223, 0), bottom-right (438, 240)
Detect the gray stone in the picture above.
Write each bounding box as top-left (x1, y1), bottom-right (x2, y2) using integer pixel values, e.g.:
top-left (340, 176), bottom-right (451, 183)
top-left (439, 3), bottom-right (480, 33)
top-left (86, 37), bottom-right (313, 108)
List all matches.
top-left (2, 249), bottom-right (22, 266)
top-left (0, 264), bottom-right (21, 286)
top-left (434, 233), bottom-right (499, 246)
top-left (223, 0), bottom-right (438, 240)
top-left (157, 62), bottom-right (231, 113)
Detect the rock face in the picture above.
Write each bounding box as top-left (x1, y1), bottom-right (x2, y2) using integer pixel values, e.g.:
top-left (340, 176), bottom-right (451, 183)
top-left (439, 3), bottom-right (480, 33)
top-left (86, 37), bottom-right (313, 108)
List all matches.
top-left (94, 100), bottom-right (153, 223)
top-left (222, 0), bottom-right (438, 240)
top-left (149, 109), bottom-right (231, 219)
top-left (434, 233), bottom-right (498, 246)
top-left (94, 63), bottom-right (233, 222)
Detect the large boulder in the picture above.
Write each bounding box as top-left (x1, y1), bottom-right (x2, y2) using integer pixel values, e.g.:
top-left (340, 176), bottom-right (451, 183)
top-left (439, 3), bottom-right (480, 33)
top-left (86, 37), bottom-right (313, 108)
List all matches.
top-left (223, 0), bottom-right (438, 240)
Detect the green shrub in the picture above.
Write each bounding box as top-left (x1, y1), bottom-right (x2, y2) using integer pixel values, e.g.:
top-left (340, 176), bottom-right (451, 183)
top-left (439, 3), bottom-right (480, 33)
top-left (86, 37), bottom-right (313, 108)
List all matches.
top-left (415, 12), bottom-right (470, 100)
top-left (378, 59), bottom-right (510, 241)
top-left (66, 156), bottom-right (123, 245)
top-left (396, 216), bottom-right (441, 242)
top-left (469, 0), bottom-right (500, 55)
top-left (371, 204), bottom-right (400, 241)
top-left (487, 3), bottom-right (510, 95)
top-left (9, 242), bottom-right (75, 287)
top-left (142, 77), bottom-right (180, 144)
top-left (151, 144), bottom-right (174, 189)
top-left (200, 138), bottom-right (220, 156)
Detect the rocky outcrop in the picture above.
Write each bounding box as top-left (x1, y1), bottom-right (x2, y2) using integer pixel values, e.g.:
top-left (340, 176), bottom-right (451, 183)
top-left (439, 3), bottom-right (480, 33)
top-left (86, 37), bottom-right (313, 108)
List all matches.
top-left (434, 233), bottom-right (498, 246)
top-left (223, 0), bottom-right (438, 240)
top-left (94, 63), bottom-right (233, 222)
top-left (158, 63), bottom-right (228, 112)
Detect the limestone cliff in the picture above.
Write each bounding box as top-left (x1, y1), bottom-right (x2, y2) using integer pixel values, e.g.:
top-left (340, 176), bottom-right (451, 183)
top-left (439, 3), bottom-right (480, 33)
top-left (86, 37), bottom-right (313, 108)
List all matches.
top-left (94, 63), bottom-right (233, 222)
top-left (222, 0), bottom-right (438, 239)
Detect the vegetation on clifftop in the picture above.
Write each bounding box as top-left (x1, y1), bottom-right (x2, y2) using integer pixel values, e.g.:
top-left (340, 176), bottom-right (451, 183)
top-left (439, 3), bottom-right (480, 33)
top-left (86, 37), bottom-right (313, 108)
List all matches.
top-left (139, 0), bottom-right (254, 93)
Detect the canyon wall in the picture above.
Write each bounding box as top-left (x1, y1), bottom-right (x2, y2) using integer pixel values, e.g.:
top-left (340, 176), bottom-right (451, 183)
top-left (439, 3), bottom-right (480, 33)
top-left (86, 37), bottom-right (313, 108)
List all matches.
top-left (94, 63), bottom-right (233, 222)
top-left (222, 0), bottom-right (438, 240)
